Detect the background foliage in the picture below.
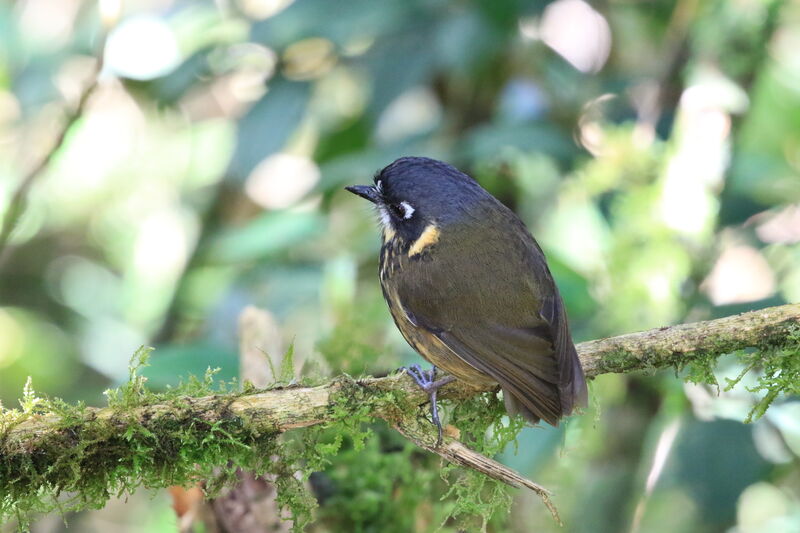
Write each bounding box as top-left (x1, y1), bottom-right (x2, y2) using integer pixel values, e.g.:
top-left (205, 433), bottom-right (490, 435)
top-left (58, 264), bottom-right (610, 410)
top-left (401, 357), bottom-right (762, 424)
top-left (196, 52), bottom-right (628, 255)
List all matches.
top-left (1, 0), bottom-right (799, 531)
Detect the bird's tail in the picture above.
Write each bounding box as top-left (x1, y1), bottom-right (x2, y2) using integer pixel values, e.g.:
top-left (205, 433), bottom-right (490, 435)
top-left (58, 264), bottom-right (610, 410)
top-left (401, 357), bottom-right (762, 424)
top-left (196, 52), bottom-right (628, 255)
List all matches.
top-left (502, 346), bottom-right (587, 426)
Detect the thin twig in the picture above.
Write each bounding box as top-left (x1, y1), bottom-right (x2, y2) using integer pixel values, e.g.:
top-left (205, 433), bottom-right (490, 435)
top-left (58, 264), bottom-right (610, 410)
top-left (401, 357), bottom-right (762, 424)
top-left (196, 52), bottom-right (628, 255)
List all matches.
top-left (393, 416), bottom-right (562, 524)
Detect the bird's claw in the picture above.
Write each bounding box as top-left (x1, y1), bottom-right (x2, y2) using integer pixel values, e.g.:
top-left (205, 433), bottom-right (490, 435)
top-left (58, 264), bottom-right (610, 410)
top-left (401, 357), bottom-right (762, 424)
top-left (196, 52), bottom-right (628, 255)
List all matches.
top-left (401, 364), bottom-right (455, 447)
top-left (404, 363), bottom-right (437, 390)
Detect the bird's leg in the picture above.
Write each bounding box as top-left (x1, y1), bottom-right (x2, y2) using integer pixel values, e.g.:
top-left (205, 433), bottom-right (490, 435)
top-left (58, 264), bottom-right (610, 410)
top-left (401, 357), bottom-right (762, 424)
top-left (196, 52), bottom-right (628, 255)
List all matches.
top-left (402, 364), bottom-right (456, 446)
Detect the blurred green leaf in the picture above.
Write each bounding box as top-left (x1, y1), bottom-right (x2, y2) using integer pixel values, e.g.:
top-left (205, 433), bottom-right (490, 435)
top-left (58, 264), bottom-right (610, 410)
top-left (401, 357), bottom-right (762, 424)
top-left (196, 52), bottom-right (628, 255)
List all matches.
top-left (462, 122), bottom-right (577, 162)
top-left (226, 77), bottom-right (311, 182)
top-left (205, 211), bottom-right (325, 263)
top-left (143, 342), bottom-right (238, 389)
top-left (141, 48), bottom-right (214, 105)
top-left (664, 419), bottom-right (770, 526)
top-left (250, 0), bottom-right (409, 49)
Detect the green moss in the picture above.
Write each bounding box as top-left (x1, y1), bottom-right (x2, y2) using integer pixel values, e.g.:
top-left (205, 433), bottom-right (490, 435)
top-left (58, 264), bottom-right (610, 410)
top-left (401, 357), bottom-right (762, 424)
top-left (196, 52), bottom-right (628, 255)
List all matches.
top-left (0, 348), bottom-right (310, 531)
top-left (682, 350), bottom-right (725, 391)
top-left (295, 375), bottom-right (524, 531)
top-left (594, 322), bottom-right (800, 427)
top-left (299, 378), bottom-right (523, 532)
top-left (726, 326), bottom-right (800, 423)
top-left (594, 345), bottom-right (670, 375)
top-left (1, 348), bottom-right (529, 531)
top-left (8, 323), bottom-right (796, 531)
top-left (438, 391), bottom-right (524, 532)
top-left (319, 427), bottom-right (441, 532)
top-left (678, 325), bottom-right (800, 423)
top-left (594, 348), bottom-right (636, 373)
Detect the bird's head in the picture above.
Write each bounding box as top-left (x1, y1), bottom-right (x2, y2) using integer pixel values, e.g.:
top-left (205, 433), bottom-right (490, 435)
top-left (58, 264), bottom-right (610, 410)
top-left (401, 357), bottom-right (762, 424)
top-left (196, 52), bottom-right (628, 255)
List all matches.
top-left (346, 156), bottom-right (487, 246)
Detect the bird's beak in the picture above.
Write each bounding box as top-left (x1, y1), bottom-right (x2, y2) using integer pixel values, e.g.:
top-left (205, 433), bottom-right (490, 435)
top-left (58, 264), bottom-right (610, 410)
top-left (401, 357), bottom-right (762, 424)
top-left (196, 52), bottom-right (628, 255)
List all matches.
top-left (345, 185), bottom-right (382, 204)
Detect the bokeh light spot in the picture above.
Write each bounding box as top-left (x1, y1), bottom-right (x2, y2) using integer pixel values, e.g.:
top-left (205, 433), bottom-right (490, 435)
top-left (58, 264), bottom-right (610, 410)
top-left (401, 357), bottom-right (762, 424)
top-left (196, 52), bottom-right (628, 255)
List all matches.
top-left (104, 16), bottom-right (182, 80)
top-left (531, 0), bottom-right (612, 74)
top-left (245, 153), bottom-right (321, 209)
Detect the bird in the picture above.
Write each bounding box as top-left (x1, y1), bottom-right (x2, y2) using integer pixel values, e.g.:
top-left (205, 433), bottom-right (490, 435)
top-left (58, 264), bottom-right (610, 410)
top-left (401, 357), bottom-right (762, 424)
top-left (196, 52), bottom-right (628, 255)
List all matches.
top-left (346, 156), bottom-right (587, 442)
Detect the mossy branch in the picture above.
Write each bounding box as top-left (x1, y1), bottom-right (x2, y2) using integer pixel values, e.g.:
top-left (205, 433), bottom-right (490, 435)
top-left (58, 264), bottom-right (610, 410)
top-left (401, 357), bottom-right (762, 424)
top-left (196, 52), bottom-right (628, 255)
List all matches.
top-left (578, 303), bottom-right (800, 376)
top-left (2, 304), bottom-right (799, 527)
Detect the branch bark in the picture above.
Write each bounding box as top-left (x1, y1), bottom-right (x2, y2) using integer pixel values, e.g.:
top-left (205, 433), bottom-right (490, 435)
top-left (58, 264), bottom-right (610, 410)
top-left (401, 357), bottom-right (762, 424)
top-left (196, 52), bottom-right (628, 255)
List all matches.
top-left (2, 303), bottom-right (799, 524)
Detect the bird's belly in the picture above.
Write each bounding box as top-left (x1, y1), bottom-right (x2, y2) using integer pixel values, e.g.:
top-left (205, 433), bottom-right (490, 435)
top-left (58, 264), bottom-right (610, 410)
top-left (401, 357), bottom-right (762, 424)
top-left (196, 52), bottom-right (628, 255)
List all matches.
top-left (382, 282), bottom-right (495, 387)
top-left (401, 324), bottom-right (495, 387)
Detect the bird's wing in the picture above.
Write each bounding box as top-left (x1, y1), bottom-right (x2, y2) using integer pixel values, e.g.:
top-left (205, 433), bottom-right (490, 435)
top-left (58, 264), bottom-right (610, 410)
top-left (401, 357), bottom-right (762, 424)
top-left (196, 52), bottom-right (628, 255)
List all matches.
top-left (396, 224), bottom-right (586, 425)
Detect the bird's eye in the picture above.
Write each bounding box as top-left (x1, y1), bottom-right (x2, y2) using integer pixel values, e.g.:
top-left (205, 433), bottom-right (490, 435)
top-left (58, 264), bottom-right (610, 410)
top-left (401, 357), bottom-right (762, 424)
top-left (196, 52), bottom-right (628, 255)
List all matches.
top-left (389, 201), bottom-right (415, 220)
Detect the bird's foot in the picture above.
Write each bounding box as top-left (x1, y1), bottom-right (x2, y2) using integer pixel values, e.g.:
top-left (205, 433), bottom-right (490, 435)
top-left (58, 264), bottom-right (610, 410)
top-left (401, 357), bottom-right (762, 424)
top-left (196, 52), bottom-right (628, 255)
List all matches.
top-left (404, 363), bottom-right (436, 389)
top-left (402, 364), bottom-right (456, 446)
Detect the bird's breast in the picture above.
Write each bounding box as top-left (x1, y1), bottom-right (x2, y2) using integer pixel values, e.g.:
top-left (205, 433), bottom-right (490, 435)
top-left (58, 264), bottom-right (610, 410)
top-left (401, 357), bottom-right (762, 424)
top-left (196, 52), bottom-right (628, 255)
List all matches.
top-left (379, 236), bottom-right (495, 387)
